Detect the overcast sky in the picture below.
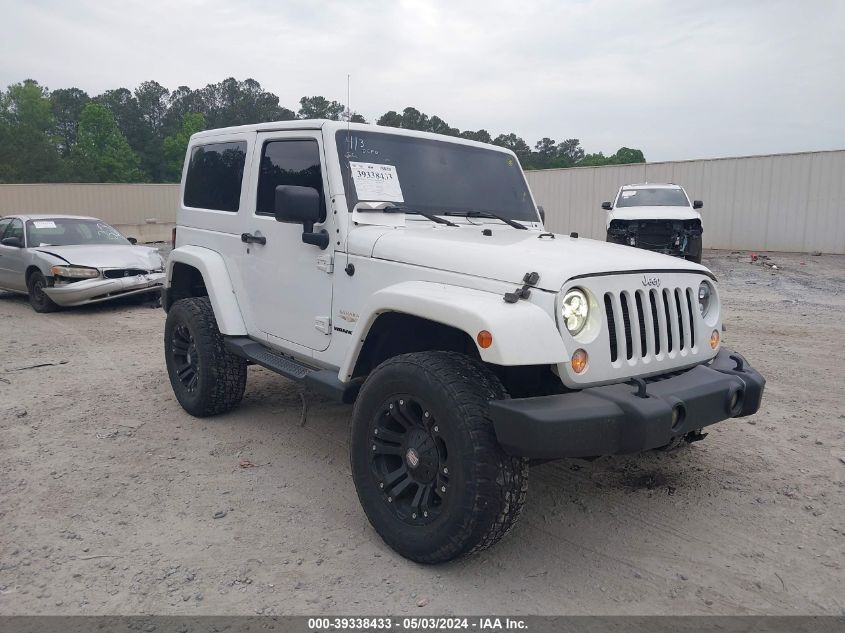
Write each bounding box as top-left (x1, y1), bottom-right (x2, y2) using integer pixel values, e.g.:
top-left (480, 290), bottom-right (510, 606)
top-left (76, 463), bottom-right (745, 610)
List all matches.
top-left (1, 0), bottom-right (843, 161)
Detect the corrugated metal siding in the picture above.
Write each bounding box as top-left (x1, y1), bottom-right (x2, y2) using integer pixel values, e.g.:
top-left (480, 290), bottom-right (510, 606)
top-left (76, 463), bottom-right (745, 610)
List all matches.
top-left (0, 183), bottom-right (179, 242)
top-left (526, 149), bottom-right (845, 254)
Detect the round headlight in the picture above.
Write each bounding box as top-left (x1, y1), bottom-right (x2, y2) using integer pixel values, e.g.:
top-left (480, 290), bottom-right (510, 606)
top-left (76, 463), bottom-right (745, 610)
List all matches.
top-left (698, 281), bottom-right (712, 316)
top-left (562, 288), bottom-right (589, 335)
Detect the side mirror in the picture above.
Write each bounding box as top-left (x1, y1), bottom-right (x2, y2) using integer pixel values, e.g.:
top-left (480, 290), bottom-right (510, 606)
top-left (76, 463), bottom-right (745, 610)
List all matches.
top-left (274, 185), bottom-right (328, 249)
top-left (693, 200), bottom-right (703, 209)
top-left (601, 201), bottom-right (612, 210)
top-left (537, 206), bottom-right (545, 223)
top-left (1, 236), bottom-right (23, 248)
top-left (127, 236), bottom-right (138, 245)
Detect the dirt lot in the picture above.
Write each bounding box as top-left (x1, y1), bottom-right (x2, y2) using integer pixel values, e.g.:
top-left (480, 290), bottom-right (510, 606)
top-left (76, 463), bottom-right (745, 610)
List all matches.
top-left (1, 250), bottom-right (843, 616)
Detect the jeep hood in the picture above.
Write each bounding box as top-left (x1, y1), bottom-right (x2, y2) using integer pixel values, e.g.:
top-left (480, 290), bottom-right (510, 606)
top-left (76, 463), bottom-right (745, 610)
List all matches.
top-left (608, 206), bottom-right (701, 222)
top-left (354, 225), bottom-right (709, 291)
top-left (33, 244), bottom-right (164, 270)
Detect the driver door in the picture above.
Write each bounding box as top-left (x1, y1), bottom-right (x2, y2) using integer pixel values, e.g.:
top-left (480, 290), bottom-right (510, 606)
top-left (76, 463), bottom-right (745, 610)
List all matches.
top-left (238, 131), bottom-right (334, 352)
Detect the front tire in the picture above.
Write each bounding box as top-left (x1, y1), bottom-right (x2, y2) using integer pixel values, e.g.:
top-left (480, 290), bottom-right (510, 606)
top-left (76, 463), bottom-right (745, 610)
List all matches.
top-left (350, 351), bottom-right (528, 563)
top-left (27, 271), bottom-right (60, 313)
top-left (164, 297), bottom-right (247, 417)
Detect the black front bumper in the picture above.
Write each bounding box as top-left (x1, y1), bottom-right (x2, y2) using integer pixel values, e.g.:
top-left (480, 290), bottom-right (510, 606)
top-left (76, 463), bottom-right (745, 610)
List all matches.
top-left (489, 348), bottom-right (765, 459)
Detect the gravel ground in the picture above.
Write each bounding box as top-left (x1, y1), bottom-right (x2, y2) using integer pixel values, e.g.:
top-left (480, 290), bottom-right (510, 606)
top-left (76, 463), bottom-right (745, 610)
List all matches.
top-left (0, 249), bottom-right (842, 616)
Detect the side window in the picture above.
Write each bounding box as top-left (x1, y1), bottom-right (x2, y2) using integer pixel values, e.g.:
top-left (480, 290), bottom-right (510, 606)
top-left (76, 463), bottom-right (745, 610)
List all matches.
top-left (183, 141), bottom-right (247, 212)
top-left (4, 219), bottom-right (24, 242)
top-left (256, 139), bottom-right (325, 220)
top-left (0, 218), bottom-right (11, 239)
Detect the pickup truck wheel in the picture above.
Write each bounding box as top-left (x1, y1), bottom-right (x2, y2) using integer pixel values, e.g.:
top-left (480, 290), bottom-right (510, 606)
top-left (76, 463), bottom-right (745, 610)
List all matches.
top-left (350, 351), bottom-right (528, 563)
top-left (27, 271), bottom-right (60, 313)
top-left (164, 297), bottom-right (247, 417)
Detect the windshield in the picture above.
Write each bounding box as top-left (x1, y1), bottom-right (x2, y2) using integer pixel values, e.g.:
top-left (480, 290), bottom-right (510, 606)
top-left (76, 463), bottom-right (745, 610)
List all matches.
top-left (615, 188), bottom-right (690, 207)
top-left (336, 130), bottom-right (538, 221)
top-left (26, 218), bottom-right (130, 247)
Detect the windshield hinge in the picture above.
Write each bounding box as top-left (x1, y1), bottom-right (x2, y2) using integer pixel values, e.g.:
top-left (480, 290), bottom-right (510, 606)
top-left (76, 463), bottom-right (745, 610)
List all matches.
top-left (317, 254), bottom-right (334, 274)
top-left (504, 271), bottom-right (540, 304)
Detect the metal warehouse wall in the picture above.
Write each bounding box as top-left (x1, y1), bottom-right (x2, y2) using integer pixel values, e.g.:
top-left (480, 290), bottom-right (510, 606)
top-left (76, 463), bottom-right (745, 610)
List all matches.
top-left (0, 183), bottom-right (179, 242)
top-left (525, 149), bottom-right (845, 254)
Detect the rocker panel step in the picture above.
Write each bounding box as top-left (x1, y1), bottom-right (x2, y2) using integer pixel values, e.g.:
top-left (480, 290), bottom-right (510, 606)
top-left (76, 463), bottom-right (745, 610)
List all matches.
top-left (223, 336), bottom-right (359, 403)
top-left (224, 336), bottom-right (313, 380)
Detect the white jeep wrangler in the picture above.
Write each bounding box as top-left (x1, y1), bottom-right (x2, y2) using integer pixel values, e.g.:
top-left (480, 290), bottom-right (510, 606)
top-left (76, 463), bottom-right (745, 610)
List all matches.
top-left (603, 183), bottom-right (704, 263)
top-left (162, 121), bottom-right (764, 563)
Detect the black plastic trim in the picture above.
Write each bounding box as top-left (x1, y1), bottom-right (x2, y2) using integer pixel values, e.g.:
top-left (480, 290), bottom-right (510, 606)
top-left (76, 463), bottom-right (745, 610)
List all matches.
top-left (489, 348), bottom-right (764, 458)
top-left (568, 267), bottom-right (717, 282)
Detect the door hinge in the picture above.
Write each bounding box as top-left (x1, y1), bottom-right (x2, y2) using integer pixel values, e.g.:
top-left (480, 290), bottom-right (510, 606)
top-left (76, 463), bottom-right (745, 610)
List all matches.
top-left (317, 254), bottom-right (334, 273)
top-left (315, 316), bottom-right (332, 335)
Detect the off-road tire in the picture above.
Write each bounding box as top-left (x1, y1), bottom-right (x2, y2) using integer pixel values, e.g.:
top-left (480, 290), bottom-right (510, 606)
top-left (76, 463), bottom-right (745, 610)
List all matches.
top-left (27, 271), bottom-right (60, 313)
top-left (164, 297), bottom-right (247, 417)
top-left (350, 351), bottom-right (529, 563)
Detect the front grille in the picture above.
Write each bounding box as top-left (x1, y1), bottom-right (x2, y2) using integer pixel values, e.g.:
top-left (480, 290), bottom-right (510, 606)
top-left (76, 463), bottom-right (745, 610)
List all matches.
top-left (603, 286), bottom-right (698, 362)
top-left (103, 268), bottom-right (148, 279)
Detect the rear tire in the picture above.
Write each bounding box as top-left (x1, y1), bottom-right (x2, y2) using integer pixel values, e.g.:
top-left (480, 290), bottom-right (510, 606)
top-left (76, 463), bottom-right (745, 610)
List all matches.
top-left (350, 351), bottom-right (528, 563)
top-left (164, 297), bottom-right (247, 417)
top-left (27, 271), bottom-right (60, 313)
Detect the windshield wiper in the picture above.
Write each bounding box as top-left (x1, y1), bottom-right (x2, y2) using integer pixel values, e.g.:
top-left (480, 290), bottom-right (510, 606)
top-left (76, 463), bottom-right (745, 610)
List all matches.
top-left (444, 210), bottom-right (528, 230)
top-left (381, 205), bottom-right (459, 227)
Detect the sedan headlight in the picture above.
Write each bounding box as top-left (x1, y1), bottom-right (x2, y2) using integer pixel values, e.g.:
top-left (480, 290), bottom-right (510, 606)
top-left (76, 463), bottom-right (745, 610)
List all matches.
top-left (51, 265), bottom-right (100, 279)
top-left (698, 281), bottom-right (712, 316)
top-left (562, 288), bottom-right (589, 335)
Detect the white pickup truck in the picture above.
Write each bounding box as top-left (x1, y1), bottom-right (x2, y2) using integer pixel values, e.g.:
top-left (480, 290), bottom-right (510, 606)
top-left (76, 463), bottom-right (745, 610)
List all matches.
top-left (603, 183), bottom-right (704, 263)
top-left (162, 121), bottom-right (764, 563)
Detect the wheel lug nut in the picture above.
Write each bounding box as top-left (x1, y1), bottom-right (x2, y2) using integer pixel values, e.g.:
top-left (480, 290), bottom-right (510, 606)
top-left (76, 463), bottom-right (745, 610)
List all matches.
top-left (443, 467), bottom-right (448, 474)
top-left (372, 444), bottom-right (376, 451)
top-left (399, 399), bottom-right (404, 405)
top-left (424, 412), bottom-right (430, 418)
top-left (433, 425), bottom-right (439, 432)
top-left (387, 496), bottom-right (392, 503)
top-left (423, 511), bottom-right (428, 517)
top-left (441, 486), bottom-right (446, 493)
top-left (374, 429), bottom-right (379, 435)
top-left (412, 513), bottom-right (417, 519)
top-left (389, 404), bottom-right (394, 409)
top-left (379, 483), bottom-right (384, 489)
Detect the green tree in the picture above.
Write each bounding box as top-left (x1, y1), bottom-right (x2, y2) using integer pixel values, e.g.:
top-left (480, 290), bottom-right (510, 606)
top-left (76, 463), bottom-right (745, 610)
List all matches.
top-left (492, 133), bottom-right (532, 166)
top-left (50, 87), bottom-right (90, 156)
top-left (610, 147), bottom-right (645, 164)
top-left (459, 129), bottom-right (492, 143)
top-left (162, 112), bottom-right (206, 182)
top-left (298, 95), bottom-right (345, 120)
top-left (0, 79), bottom-right (62, 182)
top-left (554, 138), bottom-right (585, 167)
top-left (376, 110), bottom-right (403, 128)
top-left (532, 137), bottom-right (558, 169)
top-left (72, 102), bottom-right (144, 182)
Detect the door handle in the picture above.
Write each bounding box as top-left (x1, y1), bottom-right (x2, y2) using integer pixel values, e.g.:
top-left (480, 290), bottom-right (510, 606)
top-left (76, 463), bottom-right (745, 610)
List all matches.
top-left (241, 233), bottom-right (267, 245)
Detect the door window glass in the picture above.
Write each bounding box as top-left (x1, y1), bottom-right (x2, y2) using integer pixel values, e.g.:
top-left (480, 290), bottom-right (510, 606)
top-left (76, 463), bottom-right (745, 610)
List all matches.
top-left (183, 141), bottom-right (248, 212)
top-left (256, 139), bottom-right (325, 220)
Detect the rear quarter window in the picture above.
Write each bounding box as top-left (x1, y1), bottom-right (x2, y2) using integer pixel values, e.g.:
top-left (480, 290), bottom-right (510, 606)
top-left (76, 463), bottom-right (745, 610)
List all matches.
top-left (183, 141), bottom-right (248, 212)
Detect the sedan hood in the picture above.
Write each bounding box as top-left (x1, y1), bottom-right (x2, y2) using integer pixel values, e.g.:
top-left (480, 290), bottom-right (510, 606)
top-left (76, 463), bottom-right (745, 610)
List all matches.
top-left (609, 206), bottom-right (701, 222)
top-left (34, 244), bottom-right (164, 270)
top-left (353, 224), bottom-right (709, 291)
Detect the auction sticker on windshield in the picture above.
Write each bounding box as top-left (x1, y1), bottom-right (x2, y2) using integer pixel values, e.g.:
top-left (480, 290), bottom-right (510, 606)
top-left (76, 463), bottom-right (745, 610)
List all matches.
top-left (350, 161), bottom-right (404, 202)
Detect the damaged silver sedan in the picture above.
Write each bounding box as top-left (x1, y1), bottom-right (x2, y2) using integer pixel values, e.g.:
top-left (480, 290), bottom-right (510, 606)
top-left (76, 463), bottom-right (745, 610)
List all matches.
top-left (0, 214), bottom-right (165, 312)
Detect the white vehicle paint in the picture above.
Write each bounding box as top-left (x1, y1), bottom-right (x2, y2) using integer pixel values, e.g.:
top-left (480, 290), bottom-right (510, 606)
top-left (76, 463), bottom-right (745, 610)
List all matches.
top-left (161, 121), bottom-right (764, 563)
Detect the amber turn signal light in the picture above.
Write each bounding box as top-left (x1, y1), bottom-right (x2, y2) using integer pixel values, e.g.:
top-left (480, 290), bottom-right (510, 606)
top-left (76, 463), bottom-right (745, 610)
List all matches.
top-left (571, 349), bottom-right (588, 374)
top-left (477, 330), bottom-right (493, 349)
top-left (710, 329), bottom-right (720, 350)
